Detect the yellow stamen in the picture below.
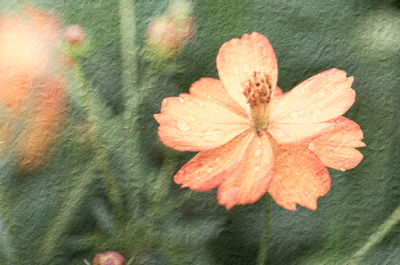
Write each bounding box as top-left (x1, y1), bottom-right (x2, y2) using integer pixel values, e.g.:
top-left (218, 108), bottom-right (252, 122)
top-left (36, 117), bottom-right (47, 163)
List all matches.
top-left (242, 71), bottom-right (272, 130)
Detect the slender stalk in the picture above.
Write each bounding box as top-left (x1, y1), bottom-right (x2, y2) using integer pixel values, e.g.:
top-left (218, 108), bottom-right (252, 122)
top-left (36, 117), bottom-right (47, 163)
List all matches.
top-left (119, 0), bottom-right (139, 115)
top-left (256, 194), bottom-right (272, 265)
top-left (126, 257), bottom-right (134, 265)
top-left (37, 165), bottom-right (96, 264)
top-left (343, 205), bottom-right (400, 265)
top-left (73, 64), bottom-right (126, 222)
top-left (119, 0), bottom-right (146, 217)
top-left (0, 188), bottom-right (16, 263)
top-left (150, 150), bottom-right (180, 204)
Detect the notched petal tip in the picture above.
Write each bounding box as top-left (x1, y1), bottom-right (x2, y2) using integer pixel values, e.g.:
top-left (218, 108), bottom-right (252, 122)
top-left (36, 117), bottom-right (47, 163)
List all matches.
top-left (217, 187), bottom-right (239, 210)
top-left (268, 144), bottom-right (331, 211)
top-left (160, 97), bottom-right (172, 108)
top-left (302, 201), bottom-right (318, 211)
top-left (153, 113), bottom-right (162, 123)
top-left (309, 116), bottom-right (365, 171)
top-left (278, 195), bottom-right (321, 211)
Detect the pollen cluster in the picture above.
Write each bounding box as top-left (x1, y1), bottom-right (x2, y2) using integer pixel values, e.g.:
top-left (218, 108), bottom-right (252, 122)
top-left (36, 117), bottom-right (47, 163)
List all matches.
top-left (242, 71), bottom-right (272, 108)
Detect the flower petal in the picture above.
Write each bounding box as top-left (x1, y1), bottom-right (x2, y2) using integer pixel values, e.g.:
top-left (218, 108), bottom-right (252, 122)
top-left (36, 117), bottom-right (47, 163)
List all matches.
top-left (308, 116), bottom-right (365, 171)
top-left (189, 77), bottom-right (247, 118)
top-left (272, 86), bottom-right (283, 98)
top-left (270, 68), bottom-right (355, 124)
top-left (0, 8), bottom-right (59, 82)
top-left (268, 119), bottom-right (340, 144)
top-left (217, 132), bottom-right (274, 210)
top-left (174, 130), bottom-right (254, 191)
top-left (155, 94), bottom-right (251, 151)
top-left (19, 78), bottom-right (65, 170)
top-left (268, 143), bottom-right (331, 210)
top-left (216, 32), bottom-right (278, 111)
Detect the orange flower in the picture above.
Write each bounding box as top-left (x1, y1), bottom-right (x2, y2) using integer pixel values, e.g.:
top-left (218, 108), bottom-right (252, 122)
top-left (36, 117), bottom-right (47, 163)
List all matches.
top-left (0, 6), bottom-right (66, 171)
top-left (154, 32), bottom-right (365, 210)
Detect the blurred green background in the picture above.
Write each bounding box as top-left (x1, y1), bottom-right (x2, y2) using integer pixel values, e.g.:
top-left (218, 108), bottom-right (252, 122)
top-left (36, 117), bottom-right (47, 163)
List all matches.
top-left (0, 0), bottom-right (399, 264)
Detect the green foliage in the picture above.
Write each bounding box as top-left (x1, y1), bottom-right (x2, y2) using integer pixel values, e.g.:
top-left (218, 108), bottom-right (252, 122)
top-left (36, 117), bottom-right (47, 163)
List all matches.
top-left (0, 0), bottom-right (398, 264)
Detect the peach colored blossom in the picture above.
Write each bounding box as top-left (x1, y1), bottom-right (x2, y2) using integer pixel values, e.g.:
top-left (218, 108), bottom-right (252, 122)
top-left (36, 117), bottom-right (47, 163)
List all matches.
top-left (155, 32), bottom-right (364, 210)
top-left (0, 6), bottom-right (66, 171)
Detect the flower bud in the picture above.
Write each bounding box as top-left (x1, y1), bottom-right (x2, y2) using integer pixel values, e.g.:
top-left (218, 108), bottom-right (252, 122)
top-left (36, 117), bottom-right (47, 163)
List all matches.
top-left (146, 0), bottom-right (194, 60)
top-left (92, 251), bottom-right (126, 265)
top-left (64, 24), bottom-right (85, 45)
top-left (168, 0), bottom-right (193, 23)
top-left (63, 24), bottom-right (89, 60)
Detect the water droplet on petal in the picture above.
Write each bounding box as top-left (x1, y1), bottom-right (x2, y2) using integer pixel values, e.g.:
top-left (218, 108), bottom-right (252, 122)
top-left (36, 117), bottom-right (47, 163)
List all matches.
top-left (289, 112), bottom-right (299, 119)
top-left (255, 149), bottom-right (261, 157)
top-left (177, 119), bottom-right (191, 131)
top-left (272, 130), bottom-right (286, 139)
top-left (254, 166), bottom-right (260, 172)
top-left (188, 115), bottom-right (196, 121)
top-left (309, 142), bottom-right (315, 151)
top-left (215, 157), bottom-right (221, 162)
top-left (340, 167), bottom-right (346, 172)
top-left (204, 130), bottom-right (225, 142)
top-left (179, 98), bottom-right (184, 103)
top-left (206, 167), bottom-right (213, 173)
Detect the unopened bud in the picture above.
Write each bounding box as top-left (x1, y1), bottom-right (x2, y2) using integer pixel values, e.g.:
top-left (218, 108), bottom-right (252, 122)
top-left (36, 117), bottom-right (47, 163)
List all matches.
top-left (146, 0), bottom-right (194, 60)
top-left (168, 0), bottom-right (193, 23)
top-left (92, 251), bottom-right (126, 265)
top-left (64, 25), bottom-right (85, 45)
top-left (62, 24), bottom-right (88, 60)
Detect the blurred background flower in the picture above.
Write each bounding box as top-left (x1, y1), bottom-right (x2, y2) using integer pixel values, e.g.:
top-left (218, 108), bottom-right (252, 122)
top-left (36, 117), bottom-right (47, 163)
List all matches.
top-left (146, 0), bottom-right (194, 61)
top-left (0, 6), bottom-right (67, 171)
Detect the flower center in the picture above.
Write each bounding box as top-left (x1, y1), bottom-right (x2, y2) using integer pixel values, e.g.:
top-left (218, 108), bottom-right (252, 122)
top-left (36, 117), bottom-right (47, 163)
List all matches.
top-left (242, 71), bottom-right (272, 131)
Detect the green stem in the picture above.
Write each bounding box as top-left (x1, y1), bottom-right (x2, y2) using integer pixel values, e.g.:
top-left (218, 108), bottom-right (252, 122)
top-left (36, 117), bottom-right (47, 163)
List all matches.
top-left (150, 150), bottom-right (180, 204)
top-left (119, 0), bottom-right (139, 116)
top-left (37, 165), bottom-right (96, 264)
top-left (256, 194), bottom-right (272, 265)
top-left (119, 0), bottom-right (146, 217)
top-left (73, 64), bottom-right (126, 222)
top-left (344, 205), bottom-right (400, 265)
